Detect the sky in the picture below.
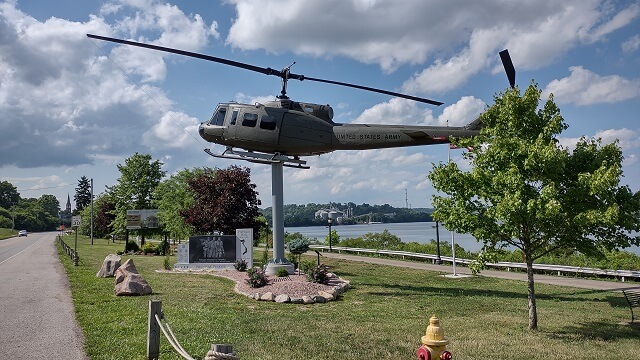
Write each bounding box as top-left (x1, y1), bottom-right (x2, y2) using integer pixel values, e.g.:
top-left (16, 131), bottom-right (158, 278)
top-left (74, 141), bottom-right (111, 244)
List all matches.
top-left (0, 0), bottom-right (639, 211)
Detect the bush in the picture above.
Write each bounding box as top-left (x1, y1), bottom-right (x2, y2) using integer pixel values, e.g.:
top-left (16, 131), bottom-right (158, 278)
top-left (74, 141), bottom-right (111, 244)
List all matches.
top-left (246, 267), bottom-right (268, 288)
top-left (125, 240), bottom-right (140, 253)
top-left (142, 242), bottom-right (158, 255)
top-left (300, 260), bottom-right (316, 275)
top-left (163, 255), bottom-right (172, 270)
top-left (275, 268), bottom-right (290, 277)
top-left (306, 264), bottom-right (330, 284)
top-left (234, 259), bottom-right (248, 272)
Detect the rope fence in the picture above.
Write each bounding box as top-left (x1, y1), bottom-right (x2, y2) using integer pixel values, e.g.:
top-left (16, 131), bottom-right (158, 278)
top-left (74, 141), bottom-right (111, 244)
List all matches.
top-left (57, 235), bottom-right (79, 266)
top-left (148, 300), bottom-right (239, 360)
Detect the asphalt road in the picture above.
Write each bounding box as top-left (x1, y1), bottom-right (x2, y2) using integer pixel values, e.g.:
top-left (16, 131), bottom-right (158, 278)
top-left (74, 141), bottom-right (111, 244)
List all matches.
top-left (0, 232), bottom-right (87, 359)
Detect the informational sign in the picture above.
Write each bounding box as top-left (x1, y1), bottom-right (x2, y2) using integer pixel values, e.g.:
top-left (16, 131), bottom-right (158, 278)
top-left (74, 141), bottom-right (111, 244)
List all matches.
top-left (71, 216), bottom-right (81, 228)
top-left (236, 228), bottom-right (253, 268)
top-left (126, 209), bottom-right (159, 230)
top-left (188, 235), bottom-right (237, 264)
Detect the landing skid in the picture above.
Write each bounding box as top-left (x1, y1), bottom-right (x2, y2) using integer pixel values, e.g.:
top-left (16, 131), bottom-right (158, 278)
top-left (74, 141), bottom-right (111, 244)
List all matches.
top-left (204, 147), bottom-right (310, 169)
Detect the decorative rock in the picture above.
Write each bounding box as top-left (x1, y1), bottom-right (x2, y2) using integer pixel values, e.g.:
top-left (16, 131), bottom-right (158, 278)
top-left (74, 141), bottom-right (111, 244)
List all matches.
top-left (96, 254), bottom-right (121, 277)
top-left (302, 296), bottom-right (314, 304)
top-left (290, 297), bottom-right (303, 304)
top-left (114, 259), bottom-right (152, 296)
top-left (260, 292), bottom-right (275, 301)
top-left (312, 295), bottom-right (327, 303)
top-left (275, 294), bottom-right (290, 303)
top-left (318, 291), bottom-right (334, 301)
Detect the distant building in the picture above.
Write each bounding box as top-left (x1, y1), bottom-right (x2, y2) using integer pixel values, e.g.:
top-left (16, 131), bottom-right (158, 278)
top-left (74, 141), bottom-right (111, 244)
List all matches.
top-left (315, 209), bottom-right (344, 223)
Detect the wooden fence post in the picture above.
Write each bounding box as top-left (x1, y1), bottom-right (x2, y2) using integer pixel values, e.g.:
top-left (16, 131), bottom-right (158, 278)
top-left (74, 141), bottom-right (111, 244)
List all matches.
top-left (147, 300), bottom-right (162, 360)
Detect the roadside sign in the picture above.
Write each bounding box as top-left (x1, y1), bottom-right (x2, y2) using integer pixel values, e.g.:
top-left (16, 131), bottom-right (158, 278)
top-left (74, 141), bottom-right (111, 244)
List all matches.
top-left (71, 216), bottom-right (81, 228)
top-left (126, 209), bottom-right (159, 229)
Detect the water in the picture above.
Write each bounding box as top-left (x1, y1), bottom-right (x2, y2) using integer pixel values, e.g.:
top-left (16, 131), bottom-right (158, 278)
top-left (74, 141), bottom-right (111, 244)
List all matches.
top-left (285, 222), bottom-right (640, 255)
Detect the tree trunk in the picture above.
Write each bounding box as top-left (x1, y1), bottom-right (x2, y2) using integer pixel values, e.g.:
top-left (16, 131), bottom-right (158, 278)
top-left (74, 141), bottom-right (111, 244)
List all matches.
top-left (525, 251), bottom-right (538, 330)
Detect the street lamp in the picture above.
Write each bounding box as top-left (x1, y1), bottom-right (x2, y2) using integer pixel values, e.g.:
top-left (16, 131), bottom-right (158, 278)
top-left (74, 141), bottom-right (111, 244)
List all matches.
top-left (327, 217), bottom-right (333, 252)
top-left (432, 221), bottom-right (442, 265)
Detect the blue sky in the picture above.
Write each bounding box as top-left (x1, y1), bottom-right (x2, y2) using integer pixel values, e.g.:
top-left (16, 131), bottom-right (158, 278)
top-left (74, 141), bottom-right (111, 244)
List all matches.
top-left (1, 0), bottom-right (639, 210)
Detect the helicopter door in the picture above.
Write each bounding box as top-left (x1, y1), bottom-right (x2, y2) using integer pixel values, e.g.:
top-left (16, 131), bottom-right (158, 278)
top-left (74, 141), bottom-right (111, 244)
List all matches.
top-left (225, 108), bottom-right (240, 139)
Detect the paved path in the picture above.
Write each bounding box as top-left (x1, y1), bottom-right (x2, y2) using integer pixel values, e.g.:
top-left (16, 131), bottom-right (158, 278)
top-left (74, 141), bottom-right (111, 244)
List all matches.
top-left (0, 232), bottom-right (87, 360)
top-left (320, 251), bottom-right (640, 291)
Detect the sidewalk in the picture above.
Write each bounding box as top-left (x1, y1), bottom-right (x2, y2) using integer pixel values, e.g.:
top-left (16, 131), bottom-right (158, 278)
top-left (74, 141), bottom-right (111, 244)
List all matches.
top-left (320, 252), bottom-right (640, 291)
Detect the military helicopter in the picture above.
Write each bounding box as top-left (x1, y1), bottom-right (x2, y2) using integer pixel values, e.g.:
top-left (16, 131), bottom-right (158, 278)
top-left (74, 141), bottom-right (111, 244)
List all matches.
top-left (87, 34), bottom-right (497, 168)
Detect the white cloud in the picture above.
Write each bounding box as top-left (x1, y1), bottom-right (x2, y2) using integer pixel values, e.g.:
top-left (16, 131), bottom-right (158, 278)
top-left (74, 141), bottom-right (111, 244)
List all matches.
top-left (622, 35), bottom-right (640, 53)
top-left (0, 1), bottom-right (218, 169)
top-left (543, 66), bottom-right (640, 105)
top-left (224, 1), bottom-right (640, 94)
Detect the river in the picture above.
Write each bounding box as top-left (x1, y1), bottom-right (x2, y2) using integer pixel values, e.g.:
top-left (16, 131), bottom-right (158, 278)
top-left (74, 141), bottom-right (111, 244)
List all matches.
top-left (285, 222), bottom-right (640, 255)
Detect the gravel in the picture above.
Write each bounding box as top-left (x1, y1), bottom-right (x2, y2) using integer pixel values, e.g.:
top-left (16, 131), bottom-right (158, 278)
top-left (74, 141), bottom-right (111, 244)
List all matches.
top-left (180, 269), bottom-right (342, 298)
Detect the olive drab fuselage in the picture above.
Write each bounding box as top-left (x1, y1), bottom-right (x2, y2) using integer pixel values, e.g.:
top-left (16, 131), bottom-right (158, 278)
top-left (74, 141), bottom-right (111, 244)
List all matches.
top-left (199, 99), bottom-right (481, 156)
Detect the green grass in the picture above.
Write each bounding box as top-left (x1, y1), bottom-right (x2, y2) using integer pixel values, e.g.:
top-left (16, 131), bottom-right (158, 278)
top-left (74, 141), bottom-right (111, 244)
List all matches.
top-left (58, 235), bottom-right (640, 360)
top-left (0, 227), bottom-right (17, 240)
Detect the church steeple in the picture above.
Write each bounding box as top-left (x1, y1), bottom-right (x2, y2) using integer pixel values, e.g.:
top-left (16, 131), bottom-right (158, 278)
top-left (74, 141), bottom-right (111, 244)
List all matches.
top-left (66, 193), bottom-right (71, 212)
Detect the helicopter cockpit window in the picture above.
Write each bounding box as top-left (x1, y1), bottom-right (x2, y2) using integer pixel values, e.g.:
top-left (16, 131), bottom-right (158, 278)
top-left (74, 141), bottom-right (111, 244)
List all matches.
top-left (242, 113), bottom-right (258, 127)
top-left (230, 110), bottom-right (238, 125)
top-left (210, 107), bottom-right (226, 126)
top-left (260, 115), bottom-right (276, 130)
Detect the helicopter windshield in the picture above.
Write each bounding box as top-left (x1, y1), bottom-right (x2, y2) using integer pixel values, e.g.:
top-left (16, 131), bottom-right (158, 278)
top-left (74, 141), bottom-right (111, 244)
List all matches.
top-left (209, 107), bottom-right (227, 126)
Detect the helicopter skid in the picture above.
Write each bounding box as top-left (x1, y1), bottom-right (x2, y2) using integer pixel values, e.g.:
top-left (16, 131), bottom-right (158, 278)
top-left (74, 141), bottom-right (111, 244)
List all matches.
top-left (204, 148), bottom-right (310, 169)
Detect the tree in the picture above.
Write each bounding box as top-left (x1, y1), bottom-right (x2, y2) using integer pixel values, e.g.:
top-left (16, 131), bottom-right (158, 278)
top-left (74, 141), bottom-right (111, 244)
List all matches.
top-left (288, 237), bottom-right (311, 275)
top-left (38, 194), bottom-right (60, 218)
top-left (110, 153), bottom-right (165, 240)
top-left (0, 181), bottom-right (20, 210)
top-left (181, 166), bottom-right (264, 236)
top-left (74, 176), bottom-right (92, 213)
top-left (428, 83), bottom-right (640, 330)
top-left (154, 167), bottom-right (207, 241)
top-left (93, 193), bottom-right (116, 238)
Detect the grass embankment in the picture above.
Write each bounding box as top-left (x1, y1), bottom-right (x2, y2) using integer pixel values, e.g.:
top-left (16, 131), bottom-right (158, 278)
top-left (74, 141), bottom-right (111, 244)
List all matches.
top-left (0, 227), bottom-right (17, 240)
top-left (58, 235), bottom-right (639, 360)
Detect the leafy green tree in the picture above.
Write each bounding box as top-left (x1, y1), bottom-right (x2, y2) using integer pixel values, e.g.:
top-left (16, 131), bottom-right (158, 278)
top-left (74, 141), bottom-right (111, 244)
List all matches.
top-left (74, 176), bottom-right (92, 214)
top-left (288, 237), bottom-right (311, 275)
top-left (0, 181), bottom-right (20, 210)
top-left (154, 167), bottom-right (207, 241)
top-left (428, 83), bottom-right (640, 330)
top-left (38, 194), bottom-right (60, 218)
top-left (110, 153), bottom-right (165, 241)
top-left (180, 166), bottom-right (264, 236)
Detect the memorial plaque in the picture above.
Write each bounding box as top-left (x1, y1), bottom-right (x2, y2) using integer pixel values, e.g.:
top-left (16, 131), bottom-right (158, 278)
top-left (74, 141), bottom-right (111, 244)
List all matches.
top-left (188, 235), bottom-right (237, 263)
top-left (177, 243), bottom-right (188, 264)
top-left (236, 228), bottom-right (253, 268)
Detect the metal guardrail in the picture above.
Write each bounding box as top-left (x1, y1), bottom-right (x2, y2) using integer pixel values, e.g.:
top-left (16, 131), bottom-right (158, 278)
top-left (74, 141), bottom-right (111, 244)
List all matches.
top-left (310, 245), bottom-right (640, 282)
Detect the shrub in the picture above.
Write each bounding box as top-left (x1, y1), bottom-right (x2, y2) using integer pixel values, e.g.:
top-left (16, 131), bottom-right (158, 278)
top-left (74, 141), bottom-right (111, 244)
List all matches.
top-left (275, 268), bottom-right (290, 277)
top-left (234, 259), bottom-right (248, 272)
top-left (142, 242), bottom-right (158, 255)
top-left (306, 264), bottom-right (330, 284)
top-left (246, 267), bottom-right (268, 288)
top-left (125, 240), bottom-right (140, 253)
top-left (163, 255), bottom-right (172, 270)
top-left (300, 260), bottom-right (316, 275)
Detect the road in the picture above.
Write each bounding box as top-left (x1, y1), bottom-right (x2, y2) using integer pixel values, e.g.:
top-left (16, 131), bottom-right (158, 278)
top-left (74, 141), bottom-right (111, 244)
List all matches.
top-left (0, 232), bottom-right (87, 359)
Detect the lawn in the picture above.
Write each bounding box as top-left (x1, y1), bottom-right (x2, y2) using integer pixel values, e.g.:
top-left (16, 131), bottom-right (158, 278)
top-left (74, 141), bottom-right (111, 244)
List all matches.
top-left (58, 234), bottom-right (639, 360)
top-left (0, 227), bottom-right (17, 240)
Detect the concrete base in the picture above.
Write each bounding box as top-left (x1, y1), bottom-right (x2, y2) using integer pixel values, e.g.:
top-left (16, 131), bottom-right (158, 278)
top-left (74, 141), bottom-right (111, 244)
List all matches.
top-left (174, 262), bottom-right (235, 271)
top-left (442, 273), bottom-right (473, 279)
top-left (265, 262), bottom-right (295, 276)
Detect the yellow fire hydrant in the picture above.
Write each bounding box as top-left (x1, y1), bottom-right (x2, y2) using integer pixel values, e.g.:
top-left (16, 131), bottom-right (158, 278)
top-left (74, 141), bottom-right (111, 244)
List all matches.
top-left (416, 316), bottom-right (452, 360)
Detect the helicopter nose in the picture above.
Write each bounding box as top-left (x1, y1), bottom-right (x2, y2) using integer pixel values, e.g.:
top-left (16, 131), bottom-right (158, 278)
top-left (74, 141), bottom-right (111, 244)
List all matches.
top-left (199, 123), bottom-right (225, 141)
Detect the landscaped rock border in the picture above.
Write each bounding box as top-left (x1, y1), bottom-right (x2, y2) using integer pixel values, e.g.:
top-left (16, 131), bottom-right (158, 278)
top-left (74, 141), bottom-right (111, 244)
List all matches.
top-left (161, 268), bottom-right (351, 304)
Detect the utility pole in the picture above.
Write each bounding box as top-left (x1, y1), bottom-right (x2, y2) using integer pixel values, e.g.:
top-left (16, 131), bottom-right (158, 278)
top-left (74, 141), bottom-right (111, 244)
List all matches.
top-left (405, 189), bottom-right (408, 208)
top-left (90, 178), bottom-right (94, 245)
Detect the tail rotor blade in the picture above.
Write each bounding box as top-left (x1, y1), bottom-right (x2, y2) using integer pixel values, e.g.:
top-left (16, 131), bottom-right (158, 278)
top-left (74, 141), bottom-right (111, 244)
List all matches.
top-left (499, 49), bottom-right (516, 88)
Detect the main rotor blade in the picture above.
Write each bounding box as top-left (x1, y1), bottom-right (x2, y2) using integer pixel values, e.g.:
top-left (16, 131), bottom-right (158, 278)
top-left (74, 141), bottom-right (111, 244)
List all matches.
top-left (304, 76), bottom-right (443, 106)
top-left (87, 34), bottom-right (280, 76)
top-left (87, 33), bottom-right (443, 106)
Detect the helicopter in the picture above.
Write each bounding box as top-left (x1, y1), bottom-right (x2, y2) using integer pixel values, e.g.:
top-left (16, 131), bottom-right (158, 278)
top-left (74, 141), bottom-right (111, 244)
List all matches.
top-left (87, 34), bottom-right (508, 168)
